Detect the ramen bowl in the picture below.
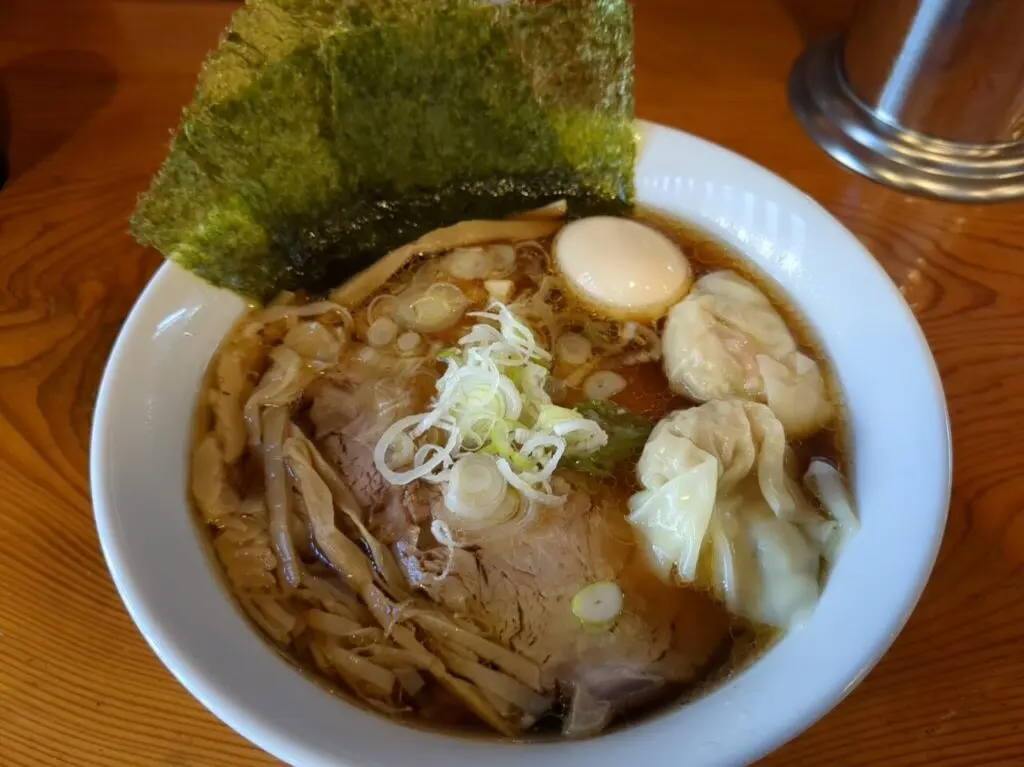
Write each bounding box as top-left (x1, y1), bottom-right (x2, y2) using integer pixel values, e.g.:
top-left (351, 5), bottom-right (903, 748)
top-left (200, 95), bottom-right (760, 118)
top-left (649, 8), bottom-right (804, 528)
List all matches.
top-left (90, 122), bottom-right (951, 767)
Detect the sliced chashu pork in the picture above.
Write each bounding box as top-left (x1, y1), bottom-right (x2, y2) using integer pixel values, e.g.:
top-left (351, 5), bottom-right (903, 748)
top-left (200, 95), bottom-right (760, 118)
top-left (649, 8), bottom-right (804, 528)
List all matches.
top-left (392, 475), bottom-right (732, 736)
top-left (311, 373), bottom-right (425, 515)
top-left (310, 374), bottom-right (731, 735)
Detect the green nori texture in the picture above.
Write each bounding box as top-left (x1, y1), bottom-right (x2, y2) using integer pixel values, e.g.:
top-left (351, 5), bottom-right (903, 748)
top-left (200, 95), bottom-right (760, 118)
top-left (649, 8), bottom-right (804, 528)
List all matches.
top-left (194, 1), bottom-right (472, 106)
top-left (132, 0), bottom-right (635, 301)
top-left (131, 138), bottom-right (292, 297)
top-left (193, 2), bottom-right (318, 108)
top-left (185, 47), bottom-right (342, 231)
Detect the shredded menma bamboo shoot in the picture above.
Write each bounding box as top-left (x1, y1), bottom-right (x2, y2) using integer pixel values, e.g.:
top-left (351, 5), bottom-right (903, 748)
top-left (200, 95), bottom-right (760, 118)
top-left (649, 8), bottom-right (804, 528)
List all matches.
top-left (196, 282), bottom-right (556, 735)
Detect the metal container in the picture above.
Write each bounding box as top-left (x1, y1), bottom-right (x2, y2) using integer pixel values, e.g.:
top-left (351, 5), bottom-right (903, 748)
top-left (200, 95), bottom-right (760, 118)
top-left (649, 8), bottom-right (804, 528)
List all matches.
top-left (789, 0), bottom-right (1024, 201)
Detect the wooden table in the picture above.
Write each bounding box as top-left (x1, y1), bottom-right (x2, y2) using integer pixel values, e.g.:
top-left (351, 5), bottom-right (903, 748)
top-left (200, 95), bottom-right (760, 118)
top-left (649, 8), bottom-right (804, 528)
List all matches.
top-left (2, 0), bottom-right (1022, 764)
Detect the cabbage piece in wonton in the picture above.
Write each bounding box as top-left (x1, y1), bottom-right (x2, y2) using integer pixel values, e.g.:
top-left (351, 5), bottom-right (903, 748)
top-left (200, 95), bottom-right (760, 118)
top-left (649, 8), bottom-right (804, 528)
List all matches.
top-left (627, 400), bottom-right (854, 629)
top-left (661, 271), bottom-right (833, 439)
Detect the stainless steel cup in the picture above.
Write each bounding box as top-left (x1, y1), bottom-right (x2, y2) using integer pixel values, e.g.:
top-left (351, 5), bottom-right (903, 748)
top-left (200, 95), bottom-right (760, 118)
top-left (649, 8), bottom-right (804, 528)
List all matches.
top-left (789, 0), bottom-right (1024, 201)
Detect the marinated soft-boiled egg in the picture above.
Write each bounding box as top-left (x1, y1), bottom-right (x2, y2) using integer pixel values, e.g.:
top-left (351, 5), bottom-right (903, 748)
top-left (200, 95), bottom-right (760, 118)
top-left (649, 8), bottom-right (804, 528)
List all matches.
top-left (554, 217), bottom-right (692, 320)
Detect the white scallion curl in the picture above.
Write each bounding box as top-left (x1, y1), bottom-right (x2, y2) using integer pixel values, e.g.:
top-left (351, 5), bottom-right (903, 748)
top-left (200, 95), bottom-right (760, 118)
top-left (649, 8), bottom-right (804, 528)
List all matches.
top-left (496, 457), bottom-right (564, 507)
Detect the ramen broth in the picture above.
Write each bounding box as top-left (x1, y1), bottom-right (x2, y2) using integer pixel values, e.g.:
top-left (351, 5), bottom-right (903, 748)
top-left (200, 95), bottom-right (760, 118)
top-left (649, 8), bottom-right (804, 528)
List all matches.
top-left (191, 209), bottom-right (848, 739)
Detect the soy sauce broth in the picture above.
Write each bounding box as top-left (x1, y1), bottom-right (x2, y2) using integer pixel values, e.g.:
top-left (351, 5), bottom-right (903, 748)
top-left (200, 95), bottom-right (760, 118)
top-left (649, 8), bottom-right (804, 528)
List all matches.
top-left (191, 207), bottom-right (850, 742)
top-left (629, 207), bottom-right (850, 478)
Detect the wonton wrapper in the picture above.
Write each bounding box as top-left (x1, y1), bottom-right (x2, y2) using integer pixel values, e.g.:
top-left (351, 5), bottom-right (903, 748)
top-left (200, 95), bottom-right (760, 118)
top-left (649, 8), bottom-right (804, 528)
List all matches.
top-left (627, 400), bottom-right (842, 630)
top-left (661, 271), bottom-right (833, 439)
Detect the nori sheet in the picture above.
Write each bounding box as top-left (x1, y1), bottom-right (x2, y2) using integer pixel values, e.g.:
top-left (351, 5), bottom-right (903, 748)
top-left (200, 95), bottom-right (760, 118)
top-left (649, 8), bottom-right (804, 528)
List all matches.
top-left (132, 0), bottom-right (635, 301)
top-left (185, 47), bottom-right (342, 231)
top-left (131, 138), bottom-right (292, 297)
top-left (193, 0), bottom-right (471, 106)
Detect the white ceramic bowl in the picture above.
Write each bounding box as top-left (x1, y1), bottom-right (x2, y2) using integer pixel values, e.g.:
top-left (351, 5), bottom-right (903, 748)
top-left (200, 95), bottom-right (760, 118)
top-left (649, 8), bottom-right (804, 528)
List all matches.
top-left (91, 122), bottom-right (951, 767)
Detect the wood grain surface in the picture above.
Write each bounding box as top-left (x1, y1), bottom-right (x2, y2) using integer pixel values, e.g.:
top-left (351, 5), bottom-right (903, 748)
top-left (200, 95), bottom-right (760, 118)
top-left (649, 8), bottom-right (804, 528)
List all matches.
top-left (1, 0), bottom-right (1022, 765)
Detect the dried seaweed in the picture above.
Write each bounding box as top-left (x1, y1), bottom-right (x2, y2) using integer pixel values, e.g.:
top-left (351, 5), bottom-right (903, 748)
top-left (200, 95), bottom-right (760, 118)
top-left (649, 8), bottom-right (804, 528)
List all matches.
top-left (131, 139), bottom-right (291, 298)
top-left (132, 0), bottom-right (635, 301)
top-left (193, 1), bottom-right (322, 107)
top-left (322, 0), bottom-right (634, 203)
top-left (194, 0), bottom-right (472, 106)
top-left (185, 48), bottom-right (341, 231)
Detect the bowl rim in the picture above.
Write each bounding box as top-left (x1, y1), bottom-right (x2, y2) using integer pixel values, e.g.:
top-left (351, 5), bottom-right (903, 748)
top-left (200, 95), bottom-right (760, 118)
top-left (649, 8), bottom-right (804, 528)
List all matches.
top-left (91, 120), bottom-right (952, 766)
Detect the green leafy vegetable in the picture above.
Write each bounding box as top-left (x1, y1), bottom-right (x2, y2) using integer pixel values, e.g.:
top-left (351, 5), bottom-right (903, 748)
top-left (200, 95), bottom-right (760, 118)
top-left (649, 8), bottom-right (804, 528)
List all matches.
top-left (567, 399), bottom-right (652, 478)
top-left (131, 0), bottom-right (636, 301)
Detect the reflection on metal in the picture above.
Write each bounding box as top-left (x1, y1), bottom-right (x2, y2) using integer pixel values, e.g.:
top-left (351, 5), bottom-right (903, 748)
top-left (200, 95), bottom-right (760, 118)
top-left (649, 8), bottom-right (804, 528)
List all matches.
top-left (789, 0), bottom-right (1024, 202)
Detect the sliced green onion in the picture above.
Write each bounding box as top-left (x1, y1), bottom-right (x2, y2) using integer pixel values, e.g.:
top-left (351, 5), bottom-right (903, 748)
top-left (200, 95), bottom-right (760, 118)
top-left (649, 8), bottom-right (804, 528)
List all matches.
top-left (555, 332), bottom-right (592, 366)
top-left (572, 581), bottom-right (623, 627)
top-left (395, 282), bottom-right (467, 333)
top-left (366, 294), bottom-right (397, 326)
top-left (535, 404), bottom-right (608, 456)
top-left (444, 248), bottom-right (493, 280)
top-left (367, 317), bottom-right (398, 347)
top-left (372, 302), bottom-right (608, 513)
top-left (396, 331), bottom-right (421, 353)
top-left (356, 346), bottom-right (380, 365)
top-left (444, 454), bottom-right (509, 521)
top-left (583, 370), bottom-right (627, 400)
top-left (487, 244), bottom-right (517, 277)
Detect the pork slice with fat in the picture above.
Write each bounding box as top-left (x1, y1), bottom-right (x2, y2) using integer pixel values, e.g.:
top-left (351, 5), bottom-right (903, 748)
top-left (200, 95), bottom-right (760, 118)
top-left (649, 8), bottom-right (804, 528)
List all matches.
top-left (396, 474), bottom-right (732, 736)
